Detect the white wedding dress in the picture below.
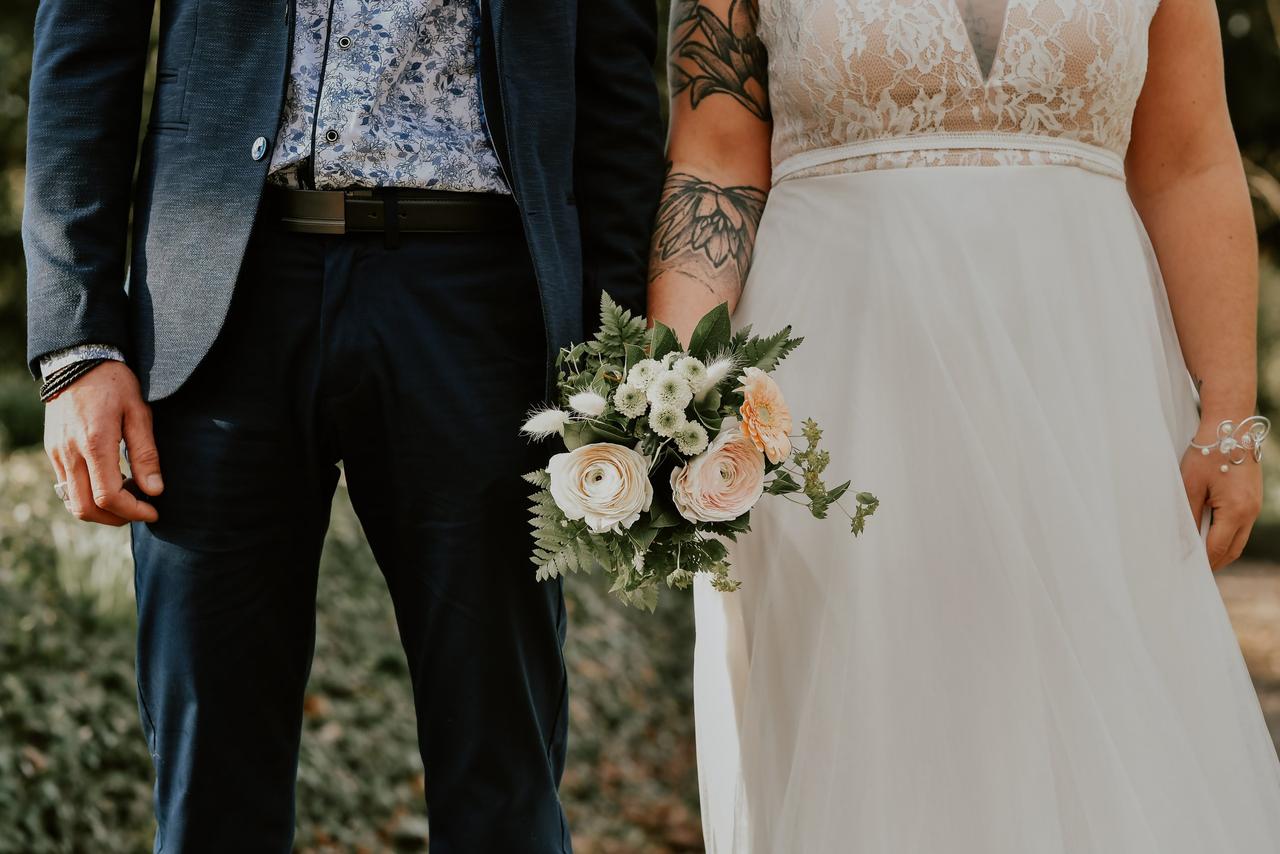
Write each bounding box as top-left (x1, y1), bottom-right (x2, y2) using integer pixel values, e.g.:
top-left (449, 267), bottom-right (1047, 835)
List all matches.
top-left (693, 1), bottom-right (1280, 852)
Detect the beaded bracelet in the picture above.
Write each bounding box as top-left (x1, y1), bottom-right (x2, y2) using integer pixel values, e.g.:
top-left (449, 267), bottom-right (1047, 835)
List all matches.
top-left (1189, 416), bottom-right (1271, 474)
top-left (39, 359), bottom-right (106, 403)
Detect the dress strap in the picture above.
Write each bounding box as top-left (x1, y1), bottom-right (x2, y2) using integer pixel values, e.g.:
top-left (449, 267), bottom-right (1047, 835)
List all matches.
top-left (771, 132), bottom-right (1127, 184)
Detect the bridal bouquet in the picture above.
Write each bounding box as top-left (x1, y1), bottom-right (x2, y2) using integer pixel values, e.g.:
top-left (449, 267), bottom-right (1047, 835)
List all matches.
top-left (521, 295), bottom-right (878, 610)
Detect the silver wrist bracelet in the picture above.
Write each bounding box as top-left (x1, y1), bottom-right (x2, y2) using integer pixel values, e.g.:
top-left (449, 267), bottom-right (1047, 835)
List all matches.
top-left (1189, 416), bottom-right (1271, 473)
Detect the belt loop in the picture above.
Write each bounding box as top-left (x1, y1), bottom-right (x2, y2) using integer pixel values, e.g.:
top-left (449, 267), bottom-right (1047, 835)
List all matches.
top-left (379, 189), bottom-right (401, 249)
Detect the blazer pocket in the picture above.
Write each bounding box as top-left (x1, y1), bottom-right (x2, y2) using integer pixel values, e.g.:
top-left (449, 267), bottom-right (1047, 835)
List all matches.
top-left (147, 71), bottom-right (190, 135)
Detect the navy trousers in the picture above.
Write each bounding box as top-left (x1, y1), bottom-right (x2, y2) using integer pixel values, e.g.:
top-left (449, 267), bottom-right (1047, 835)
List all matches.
top-left (131, 219), bottom-right (570, 853)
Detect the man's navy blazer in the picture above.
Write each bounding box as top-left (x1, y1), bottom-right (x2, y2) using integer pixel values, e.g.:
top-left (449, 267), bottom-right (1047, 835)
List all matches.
top-left (24, 0), bottom-right (665, 399)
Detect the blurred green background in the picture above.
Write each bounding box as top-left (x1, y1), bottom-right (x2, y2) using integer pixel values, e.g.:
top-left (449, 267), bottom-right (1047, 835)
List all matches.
top-left (1, 2), bottom-right (1278, 851)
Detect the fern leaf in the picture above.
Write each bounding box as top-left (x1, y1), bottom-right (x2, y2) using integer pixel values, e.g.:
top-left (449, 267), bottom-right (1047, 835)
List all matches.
top-left (740, 327), bottom-right (804, 372)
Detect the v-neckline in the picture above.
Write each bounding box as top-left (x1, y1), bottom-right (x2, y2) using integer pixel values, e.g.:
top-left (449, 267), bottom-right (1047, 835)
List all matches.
top-left (946, 0), bottom-right (1013, 85)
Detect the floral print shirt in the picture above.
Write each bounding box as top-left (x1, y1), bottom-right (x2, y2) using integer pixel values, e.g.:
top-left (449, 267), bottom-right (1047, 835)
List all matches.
top-left (268, 0), bottom-right (508, 193)
top-left (38, 0), bottom-right (508, 377)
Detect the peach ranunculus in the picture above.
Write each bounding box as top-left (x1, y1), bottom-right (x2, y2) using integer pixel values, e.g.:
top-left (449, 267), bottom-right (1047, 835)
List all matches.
top-left (738, 367), bottom-right (793, 463)
top-left (548, 444), bottom-right (654, 534)
top-left (670, 426), bottom-right (766, 523)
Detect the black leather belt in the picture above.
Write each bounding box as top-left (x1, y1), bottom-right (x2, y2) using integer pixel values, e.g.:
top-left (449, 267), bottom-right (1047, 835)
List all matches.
top-left (264, 187), bottom-right (520, 235)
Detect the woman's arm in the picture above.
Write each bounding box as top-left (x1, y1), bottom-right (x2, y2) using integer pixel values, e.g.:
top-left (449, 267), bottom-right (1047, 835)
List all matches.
top-left (1127, 0), bottom-right (1261, 569)
top-left (647, 0), bottom-right (773, 343)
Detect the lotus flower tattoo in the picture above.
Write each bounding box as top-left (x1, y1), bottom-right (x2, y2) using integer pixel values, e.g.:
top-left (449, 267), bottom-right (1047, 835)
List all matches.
top-left (652, 170), bottom-right (769, 281)
top-left (670, 0), bottom-right (770, 120)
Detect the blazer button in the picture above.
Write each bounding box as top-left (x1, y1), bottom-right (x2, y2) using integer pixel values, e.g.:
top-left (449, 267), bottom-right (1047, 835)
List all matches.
top-left (251, 136), bottom-right (268, 161)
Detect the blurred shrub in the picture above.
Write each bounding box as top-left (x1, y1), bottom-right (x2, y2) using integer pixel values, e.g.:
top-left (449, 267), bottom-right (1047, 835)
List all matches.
top-left (0, 450), bottom-right (701, 853)
top-left (0, 371), bottom-right (41, 452)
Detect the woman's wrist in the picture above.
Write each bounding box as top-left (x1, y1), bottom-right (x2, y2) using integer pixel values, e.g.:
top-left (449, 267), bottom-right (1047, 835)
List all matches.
top-left (1196, 386), bottom-right (1257, 443)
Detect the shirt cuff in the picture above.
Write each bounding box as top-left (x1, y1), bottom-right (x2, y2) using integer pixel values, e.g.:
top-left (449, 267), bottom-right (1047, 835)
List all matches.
top-left (39, 344), bottom-right (127, 380)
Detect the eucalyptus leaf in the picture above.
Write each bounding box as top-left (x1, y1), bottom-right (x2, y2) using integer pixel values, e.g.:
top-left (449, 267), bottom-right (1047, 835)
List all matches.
top-left (648, 501), bottom-right (685, 529)
top-left (826, 481), bottom-right (851, 503)
top-left (628, 521), bottom-right (660, 551)
top-left (650, 321), bottom-right (681, 361)
top-left (688, 303), bottom-right (732, 359)
top-left (561, 422), bottom-right (597, 450)
top-left (624, 343), bottom-right (647, 374)
top-left (766, 471), bottom-right (801, 495)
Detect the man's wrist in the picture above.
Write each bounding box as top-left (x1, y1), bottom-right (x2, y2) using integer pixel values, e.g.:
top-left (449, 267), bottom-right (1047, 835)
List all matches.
top-left (38, 344), bottom-right (127, 380)
top-left (39, 359), bottom-right (111, 403)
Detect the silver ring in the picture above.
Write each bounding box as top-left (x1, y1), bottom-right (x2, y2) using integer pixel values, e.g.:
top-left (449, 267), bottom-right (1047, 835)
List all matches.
top-left (53, 481), bottom-right (70, 502)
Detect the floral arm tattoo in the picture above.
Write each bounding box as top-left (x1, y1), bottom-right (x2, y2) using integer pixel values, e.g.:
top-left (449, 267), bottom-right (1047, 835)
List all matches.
top-left (669, 0), bottom-right (770, 120)
top-left (650, 165), bottom-right (767, 292)
top-left (653, 0), bottom-right (770, 302)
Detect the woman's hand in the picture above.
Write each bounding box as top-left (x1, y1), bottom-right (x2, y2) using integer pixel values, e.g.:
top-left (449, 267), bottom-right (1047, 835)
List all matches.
top-left (1181, 428), bottom-right (1263, 571)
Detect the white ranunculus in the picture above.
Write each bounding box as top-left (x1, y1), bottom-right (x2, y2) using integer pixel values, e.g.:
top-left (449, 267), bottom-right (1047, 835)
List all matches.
top-left (670, 426), bottom-right (766, 523)
top-left (568, 389), bottom-right (608, 417)
top-left (548, 443), bottom-right (654, 534)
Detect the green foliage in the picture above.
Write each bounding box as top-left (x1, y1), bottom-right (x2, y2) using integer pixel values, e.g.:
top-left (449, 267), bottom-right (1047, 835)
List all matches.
top-left (687, 302), bottom-right (732, 359)
top-left (528, 485), bottom-right (599, 581)
top-left (851, 492), bottom-right (880, 537)
top-left (739, 325), bottom-right (802, 373)
top-left (586, 292), bottom-right (648, 359)
top-left (650, 321), bottom-right (681, 361)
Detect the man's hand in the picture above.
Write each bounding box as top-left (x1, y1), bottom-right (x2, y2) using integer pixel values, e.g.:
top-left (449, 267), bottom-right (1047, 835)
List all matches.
top-left (44, 361), bottom-right (163, 526)
top-left (1181, 441), bottom-right (1263, 571)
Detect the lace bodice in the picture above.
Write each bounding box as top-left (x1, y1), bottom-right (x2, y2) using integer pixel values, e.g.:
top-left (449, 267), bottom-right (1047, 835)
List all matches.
top-left (761, 0), bottom-right (1161, 183)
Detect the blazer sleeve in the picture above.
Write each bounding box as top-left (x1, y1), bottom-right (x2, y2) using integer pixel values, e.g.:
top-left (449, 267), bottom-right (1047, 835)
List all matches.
top-left (573, 0), bottom-right (666, 321)
top-left (22, 0), bottom-right (155, 377)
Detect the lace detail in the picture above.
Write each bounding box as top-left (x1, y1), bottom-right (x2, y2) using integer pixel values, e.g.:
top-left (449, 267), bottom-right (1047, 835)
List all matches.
top-left (760, 0), bottom-right (1161, 183)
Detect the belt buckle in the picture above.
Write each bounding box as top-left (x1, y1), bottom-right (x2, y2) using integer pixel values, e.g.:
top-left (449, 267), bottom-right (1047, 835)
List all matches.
top-left (280, 190), bottom-right (347, 235)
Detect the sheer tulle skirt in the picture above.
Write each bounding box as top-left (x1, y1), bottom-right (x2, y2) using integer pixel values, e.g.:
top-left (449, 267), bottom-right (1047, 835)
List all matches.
top-left (694, 165), bottom-right (1280, 853)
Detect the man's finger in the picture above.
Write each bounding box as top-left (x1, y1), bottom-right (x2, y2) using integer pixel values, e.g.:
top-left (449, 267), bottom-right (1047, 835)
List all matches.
top-left (123, 403), bottom-right (164, 496)
top-left (96, 481), bottom-right (159, 524)
top-left (64, 454), bottom-right (129, 526)
top-left (47, 445), bottom-right (67, 483)
top-left (83, 433), bottom-right (158, 524)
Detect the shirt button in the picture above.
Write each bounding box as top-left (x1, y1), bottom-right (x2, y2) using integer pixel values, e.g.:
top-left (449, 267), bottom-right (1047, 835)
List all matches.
top-left (250, 136), bottom-right (268, 161)
top-left (337, 35), bottom-right (353, 50)
top-left (324, 129), bottom-right (340, 143)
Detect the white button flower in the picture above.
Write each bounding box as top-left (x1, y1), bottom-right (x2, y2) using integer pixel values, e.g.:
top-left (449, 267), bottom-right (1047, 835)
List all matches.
top-left (647, 370), bottom-right (694, 409)
top-left (675, 422), bottom-right (710, 456)
top-left (627, 359), bottom-right (662, 390)
top-left (649, 404), bottom-right (688, 438)
top-left (613, 383), bottom-right (649, 418)
top-left (674, 357), bottom-right (708, 389)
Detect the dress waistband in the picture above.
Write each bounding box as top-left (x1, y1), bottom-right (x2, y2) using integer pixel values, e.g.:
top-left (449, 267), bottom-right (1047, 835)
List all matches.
top-left (771, 133), bottom-right (1126, 184)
